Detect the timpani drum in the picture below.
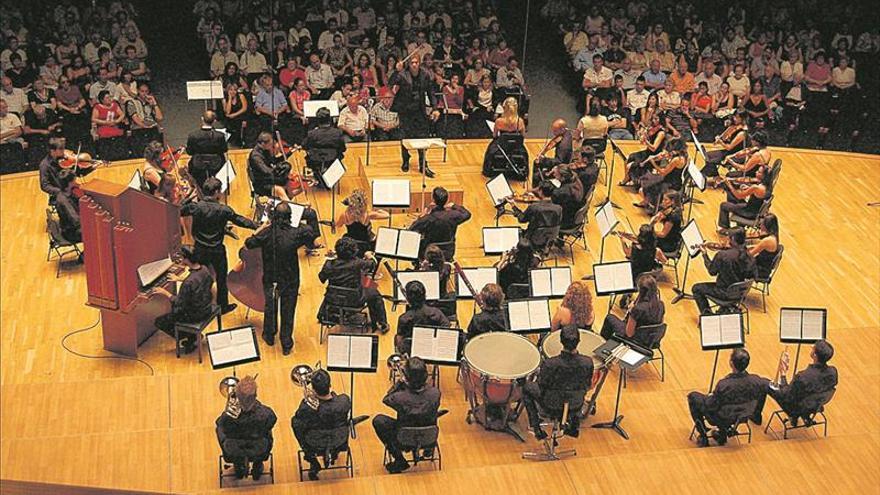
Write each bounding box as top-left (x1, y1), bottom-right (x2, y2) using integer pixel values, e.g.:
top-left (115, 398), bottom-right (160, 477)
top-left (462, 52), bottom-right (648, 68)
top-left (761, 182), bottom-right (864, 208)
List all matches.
top-left (539, 329), bottom-right (607, 389)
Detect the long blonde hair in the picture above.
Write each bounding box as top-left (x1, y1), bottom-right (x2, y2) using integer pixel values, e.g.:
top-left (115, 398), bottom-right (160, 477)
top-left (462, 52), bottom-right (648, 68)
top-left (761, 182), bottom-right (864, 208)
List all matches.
top-left (500, 96), bottom-right (519, 121)
top-left (344, 189), bottom-right (369, 223)
top-left (561, 281), bottom-right (594, 327)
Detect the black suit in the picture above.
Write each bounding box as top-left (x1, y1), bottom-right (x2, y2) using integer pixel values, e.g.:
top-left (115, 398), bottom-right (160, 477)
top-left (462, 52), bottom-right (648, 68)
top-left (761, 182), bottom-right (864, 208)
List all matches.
top-left (389, 68), bottom-right (437, 167)
top-left (39, 155), bottom-right (63, 197)
top-left (395, 305), bottom-right (449, 354)
top-left (216, 401), bottom-right (277, 470)
top-left (768, 363), bottom-right (838, 418)
top-left (154, 266), bottom-right (215, 340)
top-left (54, 189), bottom-right (82, 243)
top-left (551, 181), bottom-right (584, 229)
top-left (692, 246), bottom-right (757, 315)
top-left (409, 204), bottom-right (472, 258)
top-left (523, 350), bottom-right (594, 431)
top-left (515, 199), bottom-right (562, 248)
top-left (303, 125), bottom-right (346, 187)
top-left (688, 370), bottom-right (768, 439)
top-left (466, 308), bottom-right (507, 339)
top-left (372, 381), bottom-right (441, 462)
top-left (291, 393), bottom-right (352, 463)
top-left (318, 257), bottom-right (388, 329)
top-left (247, 146), bottom-right (289, 197)
top-left (186, 127), bottom-right (228, 189)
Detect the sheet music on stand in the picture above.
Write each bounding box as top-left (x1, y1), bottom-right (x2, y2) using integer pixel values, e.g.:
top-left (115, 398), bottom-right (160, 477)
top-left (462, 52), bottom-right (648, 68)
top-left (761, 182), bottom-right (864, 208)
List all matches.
top-left (206, 325), bottom-right (261, 369)
top-left (595, 200), bottom-right (620, 238)
top-left (371, 179), bottom-right (411, 208)
top-left (216, 127), bottom-right (232, 142)
top-left (456, 267), bottom-right (498, 298)
top-left (127, 169), bottom-right (145, 190)
top-left (402, 138), bottom-right (447, 150)
top-left (780, 307), bottom-right (827, 343)
top-left (482, 226), bottom-right (521, 255)
top-left (681, 219), bottom-right (706, 258)
top-left (322, 159), bottom-right (346, 189)
top-left (699, 313), bottom-right (745, 350)
top-left (260, 199), bottom-right (305, 227)
top-left (394, 270), bottom-right (441, 301)
top-left (529, 267), bottom-right (572, 298)
top-left (595, 338), bottom-right (651, 370)
top-left (303, 100), bottom-right (340, 117)
top-left (486, 173), bottom-right (514, 206)
top-left (507, 298), bottom-right (552, 333)
top-left (486, 120), bottom-right (496, 133)
top-left (137, 256), bottom-right (173, 286)
top-left (691, 130), bottom-right (709, 163)
top-left (592, 261), bottom-right (636, 296)
top-left (686, 160), bottom-right (706, 191)
top-left (214, 160), bottom-right (236, 194)
top-left (410, 326), bottom-right (462, 365)
top-left (326, 333), bottom-right (379, 372)
top-left (186, 80), bottom-right (223, 100)
top-left (374, 227), bottom-right (422, 260)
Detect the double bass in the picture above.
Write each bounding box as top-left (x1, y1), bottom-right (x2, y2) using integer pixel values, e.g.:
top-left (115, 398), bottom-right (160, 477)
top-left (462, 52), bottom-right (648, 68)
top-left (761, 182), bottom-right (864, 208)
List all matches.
top-left (227, 244), bottom-right (266, 312)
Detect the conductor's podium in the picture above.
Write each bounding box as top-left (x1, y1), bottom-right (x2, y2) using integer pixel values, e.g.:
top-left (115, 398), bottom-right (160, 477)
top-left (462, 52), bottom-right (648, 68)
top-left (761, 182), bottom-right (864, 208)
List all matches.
top-left (357, 153), bottom-right (464, 214)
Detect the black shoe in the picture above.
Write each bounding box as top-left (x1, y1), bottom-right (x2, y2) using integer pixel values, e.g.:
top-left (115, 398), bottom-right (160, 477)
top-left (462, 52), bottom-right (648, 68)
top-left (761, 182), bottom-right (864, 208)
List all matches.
top-left (422, 447), bottom-right (435, 458)
top-left (385, 459), bottom-right (410, 474)
top-left (251, 461), bottom-right (264, 480)
top-left (696, 435), bottom-right (709, 448)
top-left (789, 416), bottom-right (800, 427)
top-left (564, 427), bottom-right (580, 438)
top-left (282, 346), bottom-right (293, 356)
top-left (401, 162), bottom-right (410, 172)
top-left (182, 339), bottom-right (198, 354)
top-left (421, 166), bottom-right (436, 178)
top-left (307, 464), bottom-right (320, 481)
top-left (221, 303), bottom-right (238, 315)
top-left (710, 429), bottom-right (728, 446)
top-left (533, 426), bottom-right (548, 441)
top-left (376, 323), bottom-right (390, 334)
top-left (262, 334), bottom-right (275, 346)
top-left (233, 463), bottom-right (248, 479)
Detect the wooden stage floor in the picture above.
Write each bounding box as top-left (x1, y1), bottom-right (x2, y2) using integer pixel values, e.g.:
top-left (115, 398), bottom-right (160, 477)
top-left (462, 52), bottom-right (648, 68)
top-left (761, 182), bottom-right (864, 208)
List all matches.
top-left (1, 140), bottom-right (878, 494)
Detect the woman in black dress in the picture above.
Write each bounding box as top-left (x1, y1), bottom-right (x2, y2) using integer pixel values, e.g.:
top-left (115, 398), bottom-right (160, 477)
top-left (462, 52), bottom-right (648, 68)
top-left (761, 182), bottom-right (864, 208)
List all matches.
top-left (748, 213), bottom-right (781, 279)
top-left (654, 190), bottom-right (684, 255)
top-left (717, 163), bottom-right (773, 233)
top-left (636, 137), bottom-right (687, 209)
top-left (702, 110), bottom-right (747, 177)
top-left (600, 274), bottom-right (665, 347)
top-left (618, 224), bottom-right (667, 282)
top-left (622, 110), bottom-right (667, 186)
top-left (336, 189), bottom-right (390, 255)
top-left (497, 239), bottom-right (540, 298)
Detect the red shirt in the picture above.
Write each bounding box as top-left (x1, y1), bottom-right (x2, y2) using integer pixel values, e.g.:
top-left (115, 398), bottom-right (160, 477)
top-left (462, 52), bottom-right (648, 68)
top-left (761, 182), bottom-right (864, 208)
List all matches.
top-left (95, 102), bottom-right (124, 138)
top-left (279, 67), bottom-right (307, 88)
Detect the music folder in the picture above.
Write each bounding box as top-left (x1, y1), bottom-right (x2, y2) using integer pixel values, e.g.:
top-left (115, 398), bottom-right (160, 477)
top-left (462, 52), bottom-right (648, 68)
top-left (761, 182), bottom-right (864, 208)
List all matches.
top-left (303, 100), bottom-right (340, 117)
top-left (595, 338), bottom-right (651, 370)
top-left (457, 267), bottom-right (498, 298)
top-left (371, 179), bottom-right (411, 208)
top-left (486, 174), bottom-right (514, 206)
top-left (206, 325), bottom-right (261, 369)
top-left (326, 333), bottom-right (379, 373)
top-left (699, 313), bottom-right (745, 350)
top-left (260, 199), bottom-right (306, 227)
top-left (374, 227), bottom-right (421, 260)
top-left (127, 169), bottom-right (145, 190)
top-left (322, 159), bottom-right (346, 189)
top-left (529, 267), bottom-right (572, 298)
top-left (482, 226), bottom-right (521, 255)
top-left (394, 270), bottom-right (441, 301)
top-left (410, 326), bottom-right (462, 365)
top-left (595, 200), bottom-right (619, 239)
top-left (686, 159), bottom-right (706, 192)
top-left (681, 219), bottom-right (705, 258)
top-left (780, 307), bottom-right (827, 343)
top-left (507, 298), bottom-right (552, 333)
top-left (592, 261), bottom-right (636, 296)
top-left (214, 160), bottom-right (236, 194)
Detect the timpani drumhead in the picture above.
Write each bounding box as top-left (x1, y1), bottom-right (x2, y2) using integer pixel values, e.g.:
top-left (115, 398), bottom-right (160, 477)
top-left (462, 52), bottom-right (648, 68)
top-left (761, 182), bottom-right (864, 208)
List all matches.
top-left (540, 329), bottom-right (607, 368)
top-left (463, 332), bottom-right (541, 380)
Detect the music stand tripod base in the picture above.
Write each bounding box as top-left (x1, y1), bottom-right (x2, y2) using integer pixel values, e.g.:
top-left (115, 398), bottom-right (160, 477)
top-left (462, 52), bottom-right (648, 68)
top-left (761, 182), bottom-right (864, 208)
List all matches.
top-left (591, 415), bottom-right (629, 440)
top-left (671, 288), bottom-right (694, 303)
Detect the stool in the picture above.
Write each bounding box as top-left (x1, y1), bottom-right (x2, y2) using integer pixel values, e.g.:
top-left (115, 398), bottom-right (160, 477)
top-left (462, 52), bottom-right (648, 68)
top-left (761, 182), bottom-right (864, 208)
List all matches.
top-left (174, 305), bottom-right (222, 363)
top-left (522, 401), bottom-right (577, 461)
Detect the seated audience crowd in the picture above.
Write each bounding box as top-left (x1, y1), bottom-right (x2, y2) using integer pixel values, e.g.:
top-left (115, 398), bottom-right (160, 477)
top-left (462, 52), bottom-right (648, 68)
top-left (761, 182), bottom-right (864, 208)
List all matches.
top-left (543, 0), bottom-right (878, 152)
top-left (0, 0), bottom-right (161, 172)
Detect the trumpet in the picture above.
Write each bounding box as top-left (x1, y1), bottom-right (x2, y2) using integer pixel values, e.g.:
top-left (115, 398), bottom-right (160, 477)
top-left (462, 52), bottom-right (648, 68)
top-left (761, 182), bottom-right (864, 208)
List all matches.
top-left (773, 346), bottom-right (791, 387)
top-left (290, 362), bottom-right (323, 410)
top-left (387, 354), bottom-right (407, 384)
top-left (219, 376), bottom-right (242, 419)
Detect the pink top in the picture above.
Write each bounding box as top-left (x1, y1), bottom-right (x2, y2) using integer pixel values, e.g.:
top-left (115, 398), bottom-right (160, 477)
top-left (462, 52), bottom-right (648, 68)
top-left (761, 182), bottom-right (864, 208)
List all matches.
top-left (805, 61), bottom-right (831, 91)
top-left (360, 67), bottom-right (377, 88)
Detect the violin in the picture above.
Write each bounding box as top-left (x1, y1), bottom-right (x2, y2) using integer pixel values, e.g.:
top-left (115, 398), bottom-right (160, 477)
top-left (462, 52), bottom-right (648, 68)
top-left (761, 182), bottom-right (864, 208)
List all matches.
top-left (59, 151), bottom-right (109, 170)
top-left (715, 123), bottom-right (744, 145)
top-left (692, 241), bottom-right (728, 252)
top-left (274, 134), bottom-right (310, 199)
top-left (163, 144), bottom-right (201, 202)
top-left (159, 146), bottom-right (185, 170)
top-left (613, 230), bottom-right (639, 242)
top-left (650, 204), bottom-right (678, 226)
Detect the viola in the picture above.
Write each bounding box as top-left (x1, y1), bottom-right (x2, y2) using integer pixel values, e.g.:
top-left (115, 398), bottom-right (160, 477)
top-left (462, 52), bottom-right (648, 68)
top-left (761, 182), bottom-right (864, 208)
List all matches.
top-left (227, 245), bottom-right (266, 312)
top-left (59, 151), bottom-right (109, 170)
top-left (159, 146), bottom-right (185, 170)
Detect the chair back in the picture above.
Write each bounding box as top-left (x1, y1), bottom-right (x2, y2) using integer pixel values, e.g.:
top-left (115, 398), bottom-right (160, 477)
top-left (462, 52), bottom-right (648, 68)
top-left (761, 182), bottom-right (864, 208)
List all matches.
top-left (795, 388), bottom-right (836, 416)
top-left (396, 425), bottom-right (440, 451)
top-left (303, 424), bottom-right (350, 453)
top-left (497, 133), bottom-right (525, 151)
top-left (634, 322), bottom-right (667, 351)
top-left (769, 159), bottom-right (782, 192)
top-left (566, 202), bottom-right (590, 232)
top-left (324, 285), bottom-right (362, 308)
top-left (756, 196), bottom-right (774, 222)
top-left (583, 137), bottom-right (608, 155)
top-left (725, 279), bottom-right (754, 303)
top-left (716, 399), bottom-right (759, 426)
top-left (432, 240), bottom-right (456, 261)
top-left (532, 225), bottom-right (560, 250)
top-left (760, 244), bottom-right (784, 283)
top-left (46, 208), bottom-right (73, 246)
top-left (662, 235), bottom-right (684, 259)
top-left (506, 284), bottom-right (530, 300)
top-left (540, 388), bottom-right (587, 420)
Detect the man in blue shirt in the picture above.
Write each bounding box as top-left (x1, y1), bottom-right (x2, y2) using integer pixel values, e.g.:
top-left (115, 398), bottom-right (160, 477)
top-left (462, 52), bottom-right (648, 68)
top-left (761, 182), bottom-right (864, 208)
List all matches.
top-left (642, 59), bottom-right (667, 90)
top-left (254, 74), bottom-right (290, 134)
top-left (572, 34), bottom-right (604, 72)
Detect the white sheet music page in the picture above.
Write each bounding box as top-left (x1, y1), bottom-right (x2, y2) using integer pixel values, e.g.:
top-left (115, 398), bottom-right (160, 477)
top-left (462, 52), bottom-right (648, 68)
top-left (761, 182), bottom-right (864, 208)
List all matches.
top-left (127, 170), bottom-right (143, 190)
top-left (374, 227), bottom-right (399, 257)
top-left (719, 313), bottom-right (743, 345)
top-left (687, 160), bottom-right (706, 191)
top-left (322, 159), bottom-right (346, 189)
top-left (349, 335), bottom-right (374, 369)
top-left (458, 268), bottom-right (497, 296)
top-left (551, 267), bottom-right (572, 296)
top-left (483, 227), bottom-right (520, 254)
top-left (397, 230), bottom-right (422, 259)
top-left (530, 269), bottom-right (553, 297)
top-left (611, 262), bottom-right (634, 292)
top-left (681, 220), bottom-right (705, 257)
top-left (780, 308), bottom-right (803, 341)
top-left (410, 327), bottom-right (436, 359)
top-left (802, 310), bottom-right (825, 340)
top-left (700, 315), bottom-right (722, 348)
top-left (487, 174), bottom-right (514, 206)
top-left (209, 327), bottom-right (257, 364)
top-left (620, 347), bottom-right (645, 367)
top-left (434, 329), bottom-right (460, 362)
top-left (372, 179), bottom-right (411, 207)
top-left (289, 203), bottom-right (305, 227)
top-left (327, 334), bottom-right (352, 368)
top-left (214, 160), bottom-right (236, 193)
top-left (596, 201), bottom-right (619, 238)
top-left (507, 301), bottom-right (531, 331)
top-left (528, 299), bottom-right (551, 330)
top-left (594, 264), bottom-right (615, 294)
top-left (397, 271), bottom-right (440, 300)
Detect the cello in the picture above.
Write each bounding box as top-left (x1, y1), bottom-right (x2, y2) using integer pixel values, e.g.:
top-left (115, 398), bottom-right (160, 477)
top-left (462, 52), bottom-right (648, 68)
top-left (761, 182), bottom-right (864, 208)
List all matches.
top-left (227, 244), bottom-right (266, 312)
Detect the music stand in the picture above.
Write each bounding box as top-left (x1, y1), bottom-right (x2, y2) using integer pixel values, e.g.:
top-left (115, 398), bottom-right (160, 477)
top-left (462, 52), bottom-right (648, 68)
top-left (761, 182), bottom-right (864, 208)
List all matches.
top-left (592, 261), bottom-right (636, 311)
top-left (591, 338), bottom-right (651, 440)
top-left (374, 227), bottom-right (421, 262)
top-left (671, 219), bottom-right (705, 304)
top-left (214, 159), bottom-right (236, 196)
top-left (598, 137), bottom-right (626, 209)
top-left (594, 199), bottom-right (619, 262)
top-left (529, 267), bottom-right (572, 299)
top-left (456, 267), bottom-right (498, 298)
top-left (402, 138), bottom-right (447, 212)
top-left (699, 312), bottom-right (745, 392)
top-left (303, 100), bottom-right (340, 118)
top-left (326, 333), bottom-right (379, 439)
top-left (372, 179), bottom-right (411, 227)
top-left (481, 226), bottom-right (521, 256)
top-left (411, 326), bottom-right (463, 388)
top-left (319, 159), bottom-right (346, 233)
top-left (205, 325), bottom-right (262, 370)
top-left (506, 298), bottom-right (552, 334)
top-left (392, 270), bottom-right (441, 311)
top-left (780, 307), bottom-right (827, 373)
top-left (486, 174), bottom-right (515, 226)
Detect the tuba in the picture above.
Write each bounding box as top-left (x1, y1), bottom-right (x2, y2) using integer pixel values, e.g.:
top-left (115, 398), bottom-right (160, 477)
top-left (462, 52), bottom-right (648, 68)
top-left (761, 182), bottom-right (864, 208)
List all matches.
top-left (387, 354), bottom-right (407, 384)
top-left (219, 376), bottom-right (242, 419)
top-left (291, 362), bottom-right (322, 410)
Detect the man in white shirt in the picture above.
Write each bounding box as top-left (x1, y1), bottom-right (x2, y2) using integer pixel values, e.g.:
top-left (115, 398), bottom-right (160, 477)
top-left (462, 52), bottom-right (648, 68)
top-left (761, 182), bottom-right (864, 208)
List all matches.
top-left (337, 94), bottom-right (368, 142)
top-left (305, 54), bottom-right (335, 100)
top-left (694, 61), bottom-right (722, 95)
top-left (317, 19), bottom-right (344, 52)
top-left (88, 68), bottom-right (118, 105)
top-left (210, 36), bottom-right (239, 78)
top-left (613, 58), bottom-right (641, 90)
top-left (626, 76), bottom-right (649, 113)
top-left (239, 38), bottom-right (269, 83)
top-left (83, 31), bottom-right (111, 66)
top-left (1, 76), bottom-right (28, 116)
top-left (572, 34), bottom-right (604, 71)
top-left (582, 54), bottom-right (613, 92)
top-left (657, 79), bottom-right (681, 111)
top-left (496, 57), bottom-right (525, 91)
top-left (0, 36), bottom-right (26, 72)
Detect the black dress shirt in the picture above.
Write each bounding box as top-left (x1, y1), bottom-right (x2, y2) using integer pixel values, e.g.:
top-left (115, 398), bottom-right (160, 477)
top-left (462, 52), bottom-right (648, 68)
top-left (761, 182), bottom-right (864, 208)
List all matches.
top-left (704, 246), bottom-right (757, 290)
top-left (775, 364), bottom-right (838, 409)
top-left (409, 205), bottom-right (472, 247)
top-left (181, 198), bottom-right (258, 251)
top-left (172, 266), bottom-right (214, 321)
top-left (466, 308), bottom-right (507, 339)
top-left (185, 127), bottom-right (228, 173)
top-left (245, 222), bottom-right (317, 287)
top-left (216, 400), bottom-right (277, 442)
top-left (538, 350), bottom-right (594, 394)
top-left (704, 371), bottom-right (768, 413)
top-left (383, 381), bottom-right (441, 427)
top-left (555, 130), bottom-right (574, 164)
top-left (516, 199), bottom-right (562, 242)
top-left (247, 146), bottom-right (289, 196)
top-left (39, 155), bottom-right (63, 196)
top-left (551, 181), bottom-right (584, 228)
top-left (397, 305), bottom-right (449, 340)
top-left (291, 393), bottom-right (352, 432)
top-left (303, 125), bottom-right (346, 163)
top-left (389, 68), bottom-right (437, 116)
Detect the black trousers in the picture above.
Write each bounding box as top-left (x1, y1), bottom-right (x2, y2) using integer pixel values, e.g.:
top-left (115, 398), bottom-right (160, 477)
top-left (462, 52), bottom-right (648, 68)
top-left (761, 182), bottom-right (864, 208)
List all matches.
top-left (195, 245), bottom-right (228, 307)
top-left (291, 421), bottom-right (342, 465)
top-left (372, 127), bottom-right (403, 142)
top-left (155, 311), bottom-right (203, 343)
top-left (363, 287), bottom-right (388, 328)
top-left (263, 281), bottom-right (298, 351)
top-left (718, 201), bottom-right (751, 228)
top-left (692, 282), bottom-right (729, 315)
top-left (687, 391), bottom-right (718, 438)
top-left (399, 111), bottom-right (430, 166)
top-left (600, 313), bottom-right (627, 341)
top-left (373, 414), bottom-right (404, 461)
top-left (522, 381), bottom-right (582, 432)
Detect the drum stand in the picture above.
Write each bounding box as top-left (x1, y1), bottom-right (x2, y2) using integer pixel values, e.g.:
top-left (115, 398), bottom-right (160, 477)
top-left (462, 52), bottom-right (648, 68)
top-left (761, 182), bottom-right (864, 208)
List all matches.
top-left (592, 364), bottom-right (629, 440)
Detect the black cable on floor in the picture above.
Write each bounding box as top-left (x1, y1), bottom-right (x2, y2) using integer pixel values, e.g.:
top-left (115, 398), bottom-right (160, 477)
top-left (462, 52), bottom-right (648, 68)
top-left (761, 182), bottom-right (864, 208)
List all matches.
top-left (60, 313), bottom-right (155, 375)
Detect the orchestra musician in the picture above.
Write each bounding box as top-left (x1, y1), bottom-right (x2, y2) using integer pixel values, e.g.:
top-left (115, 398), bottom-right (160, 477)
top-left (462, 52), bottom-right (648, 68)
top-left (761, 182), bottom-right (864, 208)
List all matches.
top-left (244, 202), bottom-right (320, 354)
top-left (523, 325), bottom-right (594, 440)
top-left (372, 356), bottom-right (442, 474)
top-left (634, 137), bottom-right (687, 210)
top-left (617, 224), bottom-right (668, 286)
top-left (390, 57), bottom-right (440, 177)
top-left (497, 239), bottom-right (541, 297)
top-left (749, 214), bottom-right (781, 279)
top-left (620, 110), bottom-right (667, 186)
top-left (710, 131), bottom-right (771, 186)
top-left (600, 274), bottom-right (665, 345)
top-left (691, 227), bottom-right (757, 316)
top-left (38, 137), bottom-right (69, 200)
top-left (687, 348), bottom-right (768, 447)
top-left (142, 141), bottom-right (170, 195)
top-left (185, 110), bottom-right (228, 191)
top-left (152, 245), bottom-right (214, 354)
top-left (248, 132), bottom-right (294, 201)
top-left (419, 244), bottom-right (456, 317)
top-left (291, 369), bottom-right (352, 481)
top-left (54, 170), bottom-right (83, 246)
top-left (534, 118), bottom-right (574, 176)
top-left (701, 110), bottom-right (748, 177)
top-left (571, 144), bottom-right (600, 197)
top-left (181, 177), bottom-right (259, 315)
top-left (653, 190), bottom-right (684, 254)
top-left (466, 283), bottom-right (507, 340)
top-left (336, 189), bottom-right (389, 254)
top-left (302, 107), bottom-right (346, 188)
top-left (765, 340), bottom-right (838, 427)
top-left (394, 280), bottom-right (450, 355)
top-left (409, 186), bottom-right (472, 260)
top-left (717, 164), bottom-right (773, 234)
top-left (215, 376), bottom-right (278, 480)
top-left (550, 281), bottom-right (595, 331)
top-left (549, 164), bottom-right (585, 230)
top-left (318, 236), bottom-right (390, 334)
top-left (511, 181), bottom-right (562, 250)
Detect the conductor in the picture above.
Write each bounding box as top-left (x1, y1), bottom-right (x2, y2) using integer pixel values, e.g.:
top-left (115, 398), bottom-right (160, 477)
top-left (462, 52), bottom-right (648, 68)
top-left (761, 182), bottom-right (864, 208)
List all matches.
top-left (185, 110), bottom-right (228, 191)
top-left (389, 57), bottom-right (440, 177)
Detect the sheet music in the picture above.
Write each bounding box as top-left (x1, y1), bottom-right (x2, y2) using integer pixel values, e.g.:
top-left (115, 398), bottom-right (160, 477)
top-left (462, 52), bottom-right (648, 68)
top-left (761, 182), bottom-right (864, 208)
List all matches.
top-left (327, 334), bottom-right (374, 369)
top-left (397, 229), bottom-right (422, 260)
top-left (781, 308), bottom-right (826, 341)
top-left (402, 138), bottom-right (447, 150)
top-left (483, 227), bottom-right (520, 254)
top-left (487, 174), bottom-right (514, 206)
top-left (779, 308), bottom-right (803, 341)
top-left (216, 127), bottom-right (232, 142)
top-left (595, 201), bottom-right (619, 238)
top-left (372, 179), bottom-right (411, 207)
top-left (214, 160), bottom-right (236, 193)
top-left (396, 271), bottom-right (440, 300)
top-left (700, 313), bottom-right (743, 348)
top-left (207, 327), bottom-right (258, 367)
top-left (410, 327), bottom-right (460, 363)
top-left (700, 315), bottom-right (722, 347)
top-left (691, 131), bottom-right (708, 161)
top-left (259, 199), bottom-right (305, 227)
top-left (550, 178), bottom-right (562, 189)
top-left (374, 227), bottom-right (399, 256)
top-left (507, 300), bottom-right (531, 332)
top-left (457, 268), bottom-right (497, 297)
top-left (486, 120), bottom-right (495, 133)
top-left (322, 159), bottom-right (346, 189)
top-left (550, 267), bottom-right (571, 296)
top-left (303, 99), bottom-right (340, 117)
top-left (528, 299), bottom-right (551, 330)
top-left (687, 160), bottom-right (706, 191)
top-left (719, 314), bottom-right (743, 344)
top-left (530, 269), bottom-right (552, 297)
top-left (619, 347), bottom-right (645, 367)
top-left (802, 310), bottom-right (825, 340)
top-left (681, 220), bottom-right (705, 258)
top-left (593, 262), bottom-right (634, 294)
top-left (127, 170), bottom-right (144, 190)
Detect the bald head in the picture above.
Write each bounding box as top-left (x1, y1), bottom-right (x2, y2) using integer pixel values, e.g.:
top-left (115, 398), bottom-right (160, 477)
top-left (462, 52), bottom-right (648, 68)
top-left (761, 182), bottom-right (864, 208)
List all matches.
top-left (203, 110), bottom-right (216, 126)
top-left (551, 119), bottom-right (567, 135)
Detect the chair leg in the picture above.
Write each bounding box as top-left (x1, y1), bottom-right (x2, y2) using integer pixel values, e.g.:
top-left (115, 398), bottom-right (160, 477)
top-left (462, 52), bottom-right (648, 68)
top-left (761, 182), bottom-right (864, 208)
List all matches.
top-left (197, 333), bottom-right (203, 364)
top-left (660, 350), bottom-right (665, 382)
top-left (761, 289), bottom-right (767, 313)
top-left (174, 327), bottom-right (181, 358)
